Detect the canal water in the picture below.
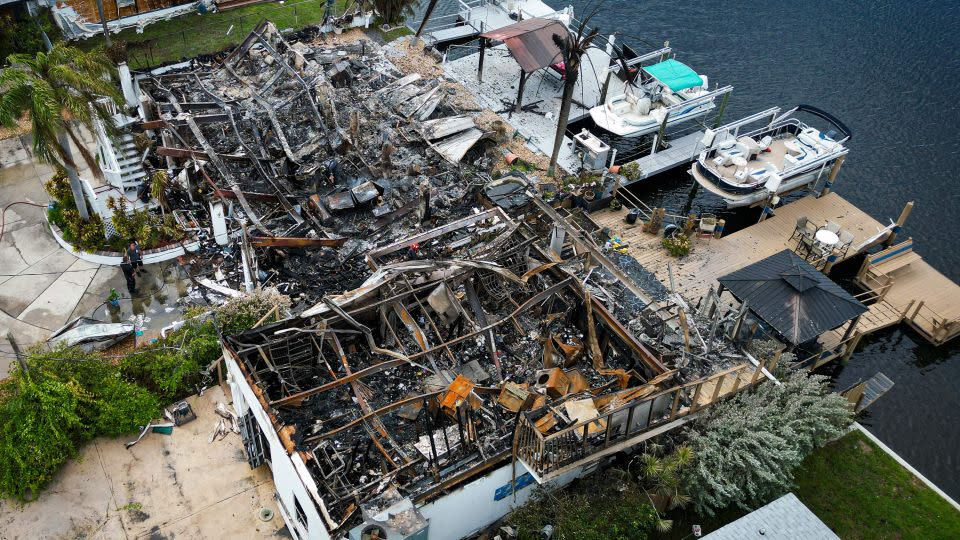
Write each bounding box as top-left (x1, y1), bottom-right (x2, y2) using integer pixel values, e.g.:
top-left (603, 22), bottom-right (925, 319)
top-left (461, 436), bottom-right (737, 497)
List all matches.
top-left (560, 0), bottom-right (960, 499)
top-left (414, 0), bottom-right (960, 498)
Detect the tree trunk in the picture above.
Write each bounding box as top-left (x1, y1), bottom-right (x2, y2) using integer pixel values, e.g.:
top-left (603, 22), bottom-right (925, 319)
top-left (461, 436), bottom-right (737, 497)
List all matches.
top-left (57, 131), bottom-right (90, 221)
top-left (547, 64), bottom-right (579, 177)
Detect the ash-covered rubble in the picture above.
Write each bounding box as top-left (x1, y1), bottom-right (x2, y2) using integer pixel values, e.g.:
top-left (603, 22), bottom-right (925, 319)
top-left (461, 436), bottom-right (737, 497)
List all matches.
top-left (137, 22), bottom-right (498, 310)
top-left (224, 209), bottom-right (683, 531)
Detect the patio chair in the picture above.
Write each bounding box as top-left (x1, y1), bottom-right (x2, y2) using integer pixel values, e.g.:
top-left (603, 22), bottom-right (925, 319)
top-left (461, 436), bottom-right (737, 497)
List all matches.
top-left (838, 229), bottom-right (855, 257)
top-left (791, 216), bottom-right (815, 241)
top-left (824, 221), bottom-right (841, 234)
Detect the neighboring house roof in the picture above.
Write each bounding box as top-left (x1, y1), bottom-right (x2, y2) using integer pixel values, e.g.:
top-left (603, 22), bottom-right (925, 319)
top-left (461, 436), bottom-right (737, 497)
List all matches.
top-left (480, 17), bottom-right (569, 73)
top-left (703, 493), bottom-right (839, 540)
top-left (718, 249), bottom-right (866, 345)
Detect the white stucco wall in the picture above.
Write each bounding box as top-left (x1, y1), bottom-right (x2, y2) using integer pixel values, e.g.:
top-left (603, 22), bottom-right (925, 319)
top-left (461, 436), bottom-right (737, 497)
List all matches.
top-left (417, 459), bottom-right (590, 540)
top-left (225, 350), bottom-right (332, 540)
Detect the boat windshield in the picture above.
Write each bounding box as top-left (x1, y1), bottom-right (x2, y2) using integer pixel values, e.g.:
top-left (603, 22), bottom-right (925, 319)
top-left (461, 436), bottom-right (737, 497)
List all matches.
top-left (643, 59), bottom-right (703, 92)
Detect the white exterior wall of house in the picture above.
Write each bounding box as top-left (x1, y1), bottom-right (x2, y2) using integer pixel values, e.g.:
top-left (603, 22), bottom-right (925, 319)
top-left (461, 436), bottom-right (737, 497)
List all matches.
top-left (224, 345), bottom-right (599, 540)
top-left (224, 350), bottom-right (333, 540)
top-left (415, 460), bottom-right (590, 540)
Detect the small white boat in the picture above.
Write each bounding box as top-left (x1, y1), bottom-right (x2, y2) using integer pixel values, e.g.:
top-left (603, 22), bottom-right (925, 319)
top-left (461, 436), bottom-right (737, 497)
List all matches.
top-left (589, 58), bottom-right (719, 138)
top-left (692, 105), bottom-right (851, 208)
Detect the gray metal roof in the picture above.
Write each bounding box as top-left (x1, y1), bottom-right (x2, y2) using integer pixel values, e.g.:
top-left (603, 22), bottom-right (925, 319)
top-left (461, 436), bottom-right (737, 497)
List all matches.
top-left (718, 249), bottom-right (867, 345)
top-left (702, 493), bottom-right (839, 540)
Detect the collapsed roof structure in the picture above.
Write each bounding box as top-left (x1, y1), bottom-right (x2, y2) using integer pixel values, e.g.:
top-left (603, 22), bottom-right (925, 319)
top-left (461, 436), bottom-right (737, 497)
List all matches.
top-left (137, 22), bottom-right (494, 309)
top-left (127, 22), bottom-right (779, 539)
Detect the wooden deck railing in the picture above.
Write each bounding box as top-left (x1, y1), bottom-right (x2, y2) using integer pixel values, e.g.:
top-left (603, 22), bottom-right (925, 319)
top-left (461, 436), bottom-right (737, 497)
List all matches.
top-left (902, 300), bottom-right (960, 345)
top-left (795, 334), bottom-right (858, 370)
top-left (515, 362), bottom-right (767, 479)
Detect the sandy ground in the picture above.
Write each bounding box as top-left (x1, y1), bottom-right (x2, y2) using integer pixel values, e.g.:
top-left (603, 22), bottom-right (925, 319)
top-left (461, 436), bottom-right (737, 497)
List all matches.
top-left (0, 386), bottom-right (288, 539)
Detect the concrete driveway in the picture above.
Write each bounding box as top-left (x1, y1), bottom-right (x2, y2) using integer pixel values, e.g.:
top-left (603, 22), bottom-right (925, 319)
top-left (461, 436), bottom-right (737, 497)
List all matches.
top-left (0, 386), bottom-right (287, 539)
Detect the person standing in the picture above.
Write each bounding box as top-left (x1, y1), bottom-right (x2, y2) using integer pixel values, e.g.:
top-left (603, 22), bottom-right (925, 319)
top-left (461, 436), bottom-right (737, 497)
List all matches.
top-left (120, 254), bottom-right (137, 294)
top-left (127, 240), bottom-right (145, 275)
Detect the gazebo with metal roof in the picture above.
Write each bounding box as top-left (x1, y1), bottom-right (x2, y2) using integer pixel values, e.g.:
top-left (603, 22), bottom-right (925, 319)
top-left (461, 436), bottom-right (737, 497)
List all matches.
top-left (477, 17), bottom-right (570, 113)
top-left (717, 249), bottom-right (867, 347)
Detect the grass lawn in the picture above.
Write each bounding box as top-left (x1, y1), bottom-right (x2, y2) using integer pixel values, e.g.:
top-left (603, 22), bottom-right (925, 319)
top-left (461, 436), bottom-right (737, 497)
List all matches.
top-left (75, 0), bottom-right (409, 69)
top-left (658, 430), bottom-right (960, 539)
top-left (792, 429), bottom-right (960, 539)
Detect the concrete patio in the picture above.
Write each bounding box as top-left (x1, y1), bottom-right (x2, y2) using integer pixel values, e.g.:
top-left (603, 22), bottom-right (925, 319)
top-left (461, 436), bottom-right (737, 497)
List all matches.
top-left (0, 134), bottom-right (190, 377)
top-left (0, 386), bottom-right (288, 539)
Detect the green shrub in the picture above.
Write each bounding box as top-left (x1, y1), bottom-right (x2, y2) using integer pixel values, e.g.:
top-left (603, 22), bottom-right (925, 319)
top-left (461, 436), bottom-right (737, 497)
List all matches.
top-left (107, 197), bottom-right (184, 250)
top-left (0, 376), bottom-right (86, 500)
top-left (662, 233), bottom-right (691, 257)
top-left (681, 373), bottom-right (853, 515)
top-left (44, 171), bottom-right (108, 252)
top-left (620, 161), bottom-right (640, 181)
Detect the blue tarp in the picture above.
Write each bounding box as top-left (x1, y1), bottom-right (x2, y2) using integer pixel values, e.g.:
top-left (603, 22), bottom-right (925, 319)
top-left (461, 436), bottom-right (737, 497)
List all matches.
top-left (643, 59), bottom-right (704, 92)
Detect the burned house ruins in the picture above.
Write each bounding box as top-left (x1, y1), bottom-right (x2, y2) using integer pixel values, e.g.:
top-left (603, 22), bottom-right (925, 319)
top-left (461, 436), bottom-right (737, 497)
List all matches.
top-left (125, 21), bottom-right (779, 540)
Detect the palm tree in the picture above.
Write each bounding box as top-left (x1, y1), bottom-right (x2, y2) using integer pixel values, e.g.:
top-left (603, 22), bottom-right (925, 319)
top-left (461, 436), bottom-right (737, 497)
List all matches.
top-left (632, 444), bottom-right (694, 532)
top-left (0, 44), bottom-right (121, 221)
top-left (546, 14), bottom-right (601, 177)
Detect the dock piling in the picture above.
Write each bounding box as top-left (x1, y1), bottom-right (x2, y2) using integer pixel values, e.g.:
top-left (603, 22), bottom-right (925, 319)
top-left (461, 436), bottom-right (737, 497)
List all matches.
top-left (883, 201), bottom-right (914, 247)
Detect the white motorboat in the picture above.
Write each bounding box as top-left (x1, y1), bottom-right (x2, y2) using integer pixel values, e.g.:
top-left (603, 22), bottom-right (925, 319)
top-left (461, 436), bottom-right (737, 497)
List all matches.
top-left (589, 58), bottom-right (720, 138)
top-left (692, 105), bottom-right (851, 208)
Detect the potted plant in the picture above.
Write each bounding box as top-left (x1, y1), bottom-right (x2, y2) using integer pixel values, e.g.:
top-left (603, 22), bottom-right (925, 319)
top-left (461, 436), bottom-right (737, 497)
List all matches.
top-left (610, 198), bottom-right (623, 211)
top-left (107, 288), bottom-right (121, 307)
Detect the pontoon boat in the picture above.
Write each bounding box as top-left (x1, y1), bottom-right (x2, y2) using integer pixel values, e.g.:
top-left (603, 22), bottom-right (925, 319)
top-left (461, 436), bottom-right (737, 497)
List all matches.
top-left (691, 105), bottom-right (851, 208)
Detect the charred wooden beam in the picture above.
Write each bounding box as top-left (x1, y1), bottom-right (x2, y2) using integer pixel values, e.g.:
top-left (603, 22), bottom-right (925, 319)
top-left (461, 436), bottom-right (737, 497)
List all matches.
top-left (157, 82), bottom-right (273, 236)
top-left (250, 236), bottom-right (347, 248)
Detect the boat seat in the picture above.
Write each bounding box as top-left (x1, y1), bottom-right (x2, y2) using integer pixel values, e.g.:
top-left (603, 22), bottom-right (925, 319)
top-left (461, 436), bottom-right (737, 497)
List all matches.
top-left (784, 139), bottom-right (803, 156)
top-left (783, 153), bottom-right (800, 169)
top-left (634, 97), bottom-right (652, 116)
top-left (760, 135), bottom-right (774, 148)
top-left (737, 136), bottom-right (762, 158)
top-left (713, 155), bottom-right (729, 167)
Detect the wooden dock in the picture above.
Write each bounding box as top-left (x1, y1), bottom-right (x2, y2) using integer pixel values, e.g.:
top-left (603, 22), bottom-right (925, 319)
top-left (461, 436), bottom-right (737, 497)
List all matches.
top-left (591, 192), bottom-right (885, 299)
top-left (588, 192), bottom-right (960, 347)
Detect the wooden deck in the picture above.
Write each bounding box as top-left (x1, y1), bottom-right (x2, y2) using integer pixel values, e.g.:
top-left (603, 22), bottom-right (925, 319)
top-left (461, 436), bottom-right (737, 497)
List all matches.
top-left (591, 192), bottom-right (887, 300)
top-left (590, 192), bottom-right (960, 346)
top-left (856, 241), bottom-right (960, 345)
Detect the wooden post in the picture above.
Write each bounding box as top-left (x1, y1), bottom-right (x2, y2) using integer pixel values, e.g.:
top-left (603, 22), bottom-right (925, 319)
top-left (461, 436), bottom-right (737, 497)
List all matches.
top-left (883, 200), bottom-right (914, 247)
top-left (822, 248), bottom-right (839, 274)
top-left (712, 92), bottom-right (730, 128)
top-left (515, 70), bottom-right (528, 114)
top-left (653, 111), bottom-right (671, 154)
top-left (842, 315), bottom-right (862, 343)
top-left (842, 333), bottom-right (863, 361)
top-left (820, 155), bottom-right (846, 197)
top-left (5, 332), bottom-right (28, 375)
top-left (414, 0), bottom-right (441, 39)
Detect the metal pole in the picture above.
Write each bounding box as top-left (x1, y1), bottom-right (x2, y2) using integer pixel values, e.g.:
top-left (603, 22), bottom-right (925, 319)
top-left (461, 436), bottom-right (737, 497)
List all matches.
top-left (94, 0), bottom-right (112, 47)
